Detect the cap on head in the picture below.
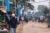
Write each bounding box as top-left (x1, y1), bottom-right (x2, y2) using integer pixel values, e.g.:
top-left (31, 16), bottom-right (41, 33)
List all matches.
top-left (12, 13), bottom-right (15, 17)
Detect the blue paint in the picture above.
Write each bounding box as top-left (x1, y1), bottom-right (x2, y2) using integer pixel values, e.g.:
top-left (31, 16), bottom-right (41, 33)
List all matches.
top-left (5, 0), bottom-right (10, 11)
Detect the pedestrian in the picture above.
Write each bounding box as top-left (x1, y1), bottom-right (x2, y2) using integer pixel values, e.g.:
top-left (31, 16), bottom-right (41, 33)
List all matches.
top-left (9, 13), bottom-right (18, 33)
top-left (47, 13), bottom-right (50, 28)
top-left (24, 15), bottom-right (28, 23)
top-left (19, 15), bottom-right (24, 25)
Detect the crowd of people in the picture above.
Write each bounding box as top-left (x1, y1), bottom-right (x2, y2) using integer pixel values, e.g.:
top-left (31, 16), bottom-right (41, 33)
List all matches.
top-left (0, 9), bottom-right (50, 33)
top-left (0, 10), bottom-right (28, 33)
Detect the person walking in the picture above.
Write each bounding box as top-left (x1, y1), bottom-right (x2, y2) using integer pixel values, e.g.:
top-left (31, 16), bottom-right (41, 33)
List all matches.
top-left (47, 13), bottom-right (50, 28)
top-left (9, 13), bottom-right (18, 33)
top-left (24, 15), bottom-right (28, 23)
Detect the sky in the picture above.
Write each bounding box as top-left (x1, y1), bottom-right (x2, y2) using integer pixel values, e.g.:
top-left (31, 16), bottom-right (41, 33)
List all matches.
top-left (35, 0), bottom-right (46, 2)
top-left (20, 0), bottom-right (49, 14)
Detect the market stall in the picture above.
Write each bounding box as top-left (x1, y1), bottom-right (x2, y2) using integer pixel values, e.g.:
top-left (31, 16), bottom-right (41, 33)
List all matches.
top-left (0, 6), bottom-right (9, 33)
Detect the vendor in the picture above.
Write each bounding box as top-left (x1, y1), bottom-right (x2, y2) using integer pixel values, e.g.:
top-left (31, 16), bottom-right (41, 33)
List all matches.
top-left (0, 10), bottom-right (7, 22)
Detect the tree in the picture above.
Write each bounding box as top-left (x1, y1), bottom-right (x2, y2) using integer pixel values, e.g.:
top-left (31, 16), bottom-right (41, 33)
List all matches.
top-left (16, 0), bottom-right (34, 10)
top-left (38, 5), bottom-right (49, 16)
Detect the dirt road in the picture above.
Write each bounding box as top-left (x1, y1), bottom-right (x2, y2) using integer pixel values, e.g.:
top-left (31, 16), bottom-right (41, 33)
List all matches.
top-left (17, 21), bottom-right (50, 33)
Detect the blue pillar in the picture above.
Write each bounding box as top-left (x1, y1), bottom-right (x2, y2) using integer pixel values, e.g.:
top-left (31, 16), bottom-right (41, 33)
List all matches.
top-left (17, 5), bottom-right (20, 17)
top-left (17, 5), bottom-right (20, 21)
top-left (5, 0), bottom-right (10, 11)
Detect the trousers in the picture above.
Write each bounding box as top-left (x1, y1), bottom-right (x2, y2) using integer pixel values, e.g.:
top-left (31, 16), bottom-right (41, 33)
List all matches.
top-left (10, 27), bottom-right (16, 33)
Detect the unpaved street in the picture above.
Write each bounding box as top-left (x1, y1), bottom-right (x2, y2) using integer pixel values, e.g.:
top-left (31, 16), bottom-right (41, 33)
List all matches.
top-left (17, 21), bottom-right (50, 33)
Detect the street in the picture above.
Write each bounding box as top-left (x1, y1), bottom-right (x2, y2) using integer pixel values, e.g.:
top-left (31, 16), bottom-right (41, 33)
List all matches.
top-left (16, 21), bottom-right (50, 33)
